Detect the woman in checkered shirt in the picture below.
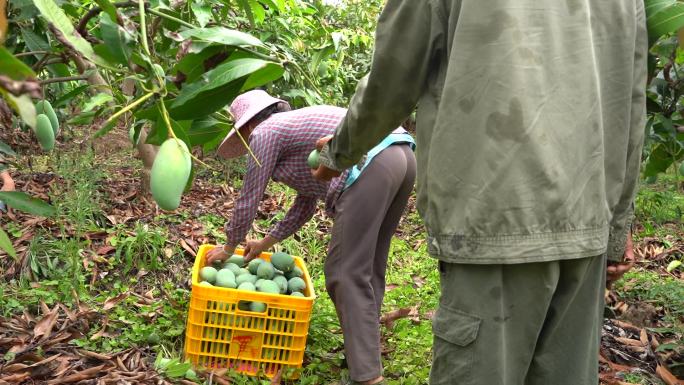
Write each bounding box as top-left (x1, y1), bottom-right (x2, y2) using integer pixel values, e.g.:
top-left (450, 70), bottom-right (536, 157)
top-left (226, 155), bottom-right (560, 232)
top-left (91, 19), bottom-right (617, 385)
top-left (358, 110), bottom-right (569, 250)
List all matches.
top-left (206, 90), bottom-right (416, 385)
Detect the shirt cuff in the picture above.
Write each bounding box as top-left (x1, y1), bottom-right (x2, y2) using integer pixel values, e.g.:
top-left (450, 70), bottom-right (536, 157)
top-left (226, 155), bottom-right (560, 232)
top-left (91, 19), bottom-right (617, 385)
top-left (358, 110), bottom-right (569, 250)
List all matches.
top-left (606, 214), bottom-right (634, 262)
top-left (318, 142), bottom-right (347, 172)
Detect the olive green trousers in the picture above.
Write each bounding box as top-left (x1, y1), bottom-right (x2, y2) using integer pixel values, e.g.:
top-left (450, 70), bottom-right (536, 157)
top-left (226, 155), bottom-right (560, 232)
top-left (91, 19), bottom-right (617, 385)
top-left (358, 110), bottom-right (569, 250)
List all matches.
top-left (430, 254), bottom-right (606, 385)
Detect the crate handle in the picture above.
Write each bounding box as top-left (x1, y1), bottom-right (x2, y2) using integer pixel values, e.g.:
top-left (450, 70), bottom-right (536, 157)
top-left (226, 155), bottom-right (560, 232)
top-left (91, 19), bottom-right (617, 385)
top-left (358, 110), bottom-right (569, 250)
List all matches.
top-left (236, 300), bottom-right (268, 314)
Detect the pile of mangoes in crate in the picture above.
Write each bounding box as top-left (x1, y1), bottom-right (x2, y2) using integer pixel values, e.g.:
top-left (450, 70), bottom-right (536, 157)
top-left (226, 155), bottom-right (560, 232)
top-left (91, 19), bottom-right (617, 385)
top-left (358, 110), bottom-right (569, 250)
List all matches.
top-left (199, 252), bottom-right (306, 312)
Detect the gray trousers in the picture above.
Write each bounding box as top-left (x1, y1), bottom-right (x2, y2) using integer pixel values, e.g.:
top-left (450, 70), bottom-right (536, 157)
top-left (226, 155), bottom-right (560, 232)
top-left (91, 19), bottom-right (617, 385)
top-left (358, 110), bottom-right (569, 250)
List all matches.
top-left (430, 254), bottom-right (607, 385)
top-left (325, 144), bottom-right (417, 382)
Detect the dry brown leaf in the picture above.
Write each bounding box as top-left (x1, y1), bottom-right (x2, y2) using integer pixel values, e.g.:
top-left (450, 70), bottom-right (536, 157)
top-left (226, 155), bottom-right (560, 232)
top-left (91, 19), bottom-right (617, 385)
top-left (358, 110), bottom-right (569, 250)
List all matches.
top-left (270, 368), bottom-right (283, 385)
top-left (180, 239), bottom-right (197, 257)
top-left (78, 349), bottom-right (111, 360)
top-left (0, 373), bottom-right (30, 383)
top-left (612, 320), bottom-right (641, 333)
top-left (103, 293), bottom-right (129, 311)
top-left (380, 307), bottom-right (412, 329)
top-left (28, 353), bottom-right (61, 368)
top-left (33, 307), bottom-right (59, 341)
top-left (639, 329), bottom-right (649, 347)
top-left (96, 245), bottom-right (115, 255)
top-left (656, 365), bottom-right (684, 385)
top-left (90, 317), bottom-right (110, 341)
top-left (615, 337), bottom-right (644, 347)
top-left (2, 363), bottom-right (29, 372)
top-left (46, 364), bottom-right (105, 384)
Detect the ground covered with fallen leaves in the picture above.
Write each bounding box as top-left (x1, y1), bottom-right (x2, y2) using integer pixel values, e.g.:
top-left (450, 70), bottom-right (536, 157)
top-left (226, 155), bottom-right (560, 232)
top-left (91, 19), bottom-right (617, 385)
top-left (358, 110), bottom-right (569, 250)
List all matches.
top-left (0, 133), bottom-right (682, 384)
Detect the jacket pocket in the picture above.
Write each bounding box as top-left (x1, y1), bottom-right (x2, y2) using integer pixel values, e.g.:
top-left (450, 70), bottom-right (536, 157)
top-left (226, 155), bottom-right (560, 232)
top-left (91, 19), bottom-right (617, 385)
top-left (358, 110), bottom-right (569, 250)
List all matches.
top-left (429, 306), bottom-right (482, 384)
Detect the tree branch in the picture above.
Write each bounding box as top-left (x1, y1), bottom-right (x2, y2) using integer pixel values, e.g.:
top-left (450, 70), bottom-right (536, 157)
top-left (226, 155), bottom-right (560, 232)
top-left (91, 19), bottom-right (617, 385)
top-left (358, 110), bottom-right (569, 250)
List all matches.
top-left (0, 75), bottom-right (41, 98)
top-left (14, 51), bottom-right (52, 58)
top-left (76, 1), bottom-right (140, 37)
top-left (39, 75), bottom-right (91, 85)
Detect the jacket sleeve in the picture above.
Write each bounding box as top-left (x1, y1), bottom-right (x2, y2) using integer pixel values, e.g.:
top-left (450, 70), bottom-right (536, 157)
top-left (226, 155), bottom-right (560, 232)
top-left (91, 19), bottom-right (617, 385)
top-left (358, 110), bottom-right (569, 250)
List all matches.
top-left (606, 1), bottom-right (648, 262)
top-left (269, 194), bottom-right (318, 241)
top-left (319, 0), bottom-right (443, 171)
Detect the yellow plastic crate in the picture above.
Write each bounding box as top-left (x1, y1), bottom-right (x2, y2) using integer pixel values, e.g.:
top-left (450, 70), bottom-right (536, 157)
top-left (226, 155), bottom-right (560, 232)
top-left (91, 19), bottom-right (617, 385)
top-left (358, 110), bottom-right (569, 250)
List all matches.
top-left (184, 245), bottom-right (316, 379)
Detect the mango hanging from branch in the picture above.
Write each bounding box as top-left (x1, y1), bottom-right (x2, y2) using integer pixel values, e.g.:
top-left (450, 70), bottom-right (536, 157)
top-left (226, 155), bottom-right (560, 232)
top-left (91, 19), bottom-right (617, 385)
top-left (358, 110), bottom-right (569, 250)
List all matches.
top-left (151, 138), bottom-right (192, 211)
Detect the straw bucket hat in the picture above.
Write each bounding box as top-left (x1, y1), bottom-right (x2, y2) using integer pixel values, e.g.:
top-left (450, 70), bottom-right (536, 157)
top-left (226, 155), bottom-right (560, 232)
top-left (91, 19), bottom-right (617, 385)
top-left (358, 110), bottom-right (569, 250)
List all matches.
top-left (217, 90), bottom-right (287, 159)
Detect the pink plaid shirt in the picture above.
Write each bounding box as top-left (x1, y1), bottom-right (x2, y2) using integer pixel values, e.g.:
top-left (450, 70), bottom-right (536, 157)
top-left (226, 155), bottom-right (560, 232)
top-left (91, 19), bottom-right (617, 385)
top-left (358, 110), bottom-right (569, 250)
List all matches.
top-left (225, 106), bottom-right (350, 245)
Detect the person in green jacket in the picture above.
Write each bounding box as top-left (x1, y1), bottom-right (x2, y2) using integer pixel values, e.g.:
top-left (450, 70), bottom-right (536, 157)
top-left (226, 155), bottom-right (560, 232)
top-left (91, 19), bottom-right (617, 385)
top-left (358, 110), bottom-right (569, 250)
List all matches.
top-left (313, 1), bottom-right (646, 384)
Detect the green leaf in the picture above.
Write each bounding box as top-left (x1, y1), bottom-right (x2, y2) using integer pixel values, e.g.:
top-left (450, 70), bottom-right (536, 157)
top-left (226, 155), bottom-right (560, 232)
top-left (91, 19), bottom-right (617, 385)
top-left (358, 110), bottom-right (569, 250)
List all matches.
top-left (94, 0), bottom-right (119, 23)
top-left (174, 46), bottom-right (227, 84)
top-left (0, 47), bottom-right (36, 80)
top-left (191, 2), bottom-right (212, 27)
top-left (0, 227), bottom-right (18, 261)
top-left (100, 13), bottom-right (131, 65)
top-left (53, 85), bottom-right (90, 108)
top-left (0, 191), bottom-right (56, 217)
top-left (33, 0), bottom-right (112, 68)
top-left (643, 143), bottom-right (681, 176)
top-left (666, 260), bottom-right (682, 272)
top-left (82, 93), bottom-right (114, 112)
top-left (0, 141), bottom-right (16, 156)
top-left (647, 3), bottom-right (684, 43)
top-left (170, 58), bottom-right (271, 119)
top-left (0, 89), bottom-right (36, 129)
top-left (241, 62), bottom-right (284, 90)
top-left (248, 0), bottom-right (266, 23)
top-left (645, 0), bottom-right (676, 18)
top-left (235, 0), bottom-right (256, 26)
top-left (188, 117), bottom-right (230, 146)
top-left (20, 28), bottom-right (51, 55)
top-left (179, 27), bottom-right (263, 47)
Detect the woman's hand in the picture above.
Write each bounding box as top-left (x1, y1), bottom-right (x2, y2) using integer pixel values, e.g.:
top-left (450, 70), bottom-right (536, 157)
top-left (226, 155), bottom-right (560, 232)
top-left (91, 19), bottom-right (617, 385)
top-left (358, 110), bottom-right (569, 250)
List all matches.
top-left (244, 236), bottom-right (278, 262)
top-left (206, 244), bottom-right (235, 265)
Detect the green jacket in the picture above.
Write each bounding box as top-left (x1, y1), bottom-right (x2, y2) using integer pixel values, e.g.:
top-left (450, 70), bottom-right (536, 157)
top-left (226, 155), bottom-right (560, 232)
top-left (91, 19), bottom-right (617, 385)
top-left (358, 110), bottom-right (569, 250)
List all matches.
top-left (320, 0), bottom-right (647, 264)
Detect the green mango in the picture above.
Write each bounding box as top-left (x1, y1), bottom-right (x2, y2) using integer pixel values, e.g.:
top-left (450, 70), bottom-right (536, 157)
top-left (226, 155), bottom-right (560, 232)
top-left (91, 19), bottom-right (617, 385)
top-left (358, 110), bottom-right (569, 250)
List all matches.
top-left (285, 266), bottom-right (303, 280)
top-left (257, 261), bottom-right (276, 279)
top-left (290, 291), bottom-right (305, 297)
top-left (238, 282), bottom-right (256, 292)
top-left (35, 100), bottom-right (59, 136)
top-left (236, 273), bottom-right (257, 286)
top-left (215, 269), bottom-right (237, 288)
top-left (150, 138), bottom-right (192, 211)
top-left (200, 266), bottom-right (218, 284)
top-left (247, 258), bottom-right (264, 274)
top-left (271, 252), bottom-right (294, 273)
top-left (34, 114), bottom-right (55, 151)
top-left (258, 280), bottom-right (280, 294)
top-left (223, 262), bottom-right (241, 276)
top-left (288, 277), bottom-right (306, 293)
top-left (273, 275), bottom-right (288, 294)
top-left (307, 149), bottom-right (320, 169)
top-left (198, 281), bottom-right (213, 287)
top-left (227, 254), bottom-right (245, 267)
top-left (250, 301), bottom-right (266, 312)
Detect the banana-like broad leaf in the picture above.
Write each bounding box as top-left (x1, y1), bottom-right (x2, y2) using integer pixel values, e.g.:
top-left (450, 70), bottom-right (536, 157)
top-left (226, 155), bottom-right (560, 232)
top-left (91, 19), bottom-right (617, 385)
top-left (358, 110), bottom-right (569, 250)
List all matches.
top-left (0, 191), bottom-right (56, 217)
top-left (643, 142), bottom-right (683, 176)
top-left (33, 0), bottom-right (112, 68)
top-left (191, 2), bottom-right (212, 27)
top-left (646, 1), bottom-right (684, 43)
top-left (646, 0), bottom-right (676, 18)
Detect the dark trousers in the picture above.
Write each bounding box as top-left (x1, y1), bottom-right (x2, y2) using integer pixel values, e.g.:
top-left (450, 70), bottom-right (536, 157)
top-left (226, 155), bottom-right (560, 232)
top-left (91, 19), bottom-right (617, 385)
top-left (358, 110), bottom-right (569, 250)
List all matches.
top-left (325, 144), bottom-right (417, 382)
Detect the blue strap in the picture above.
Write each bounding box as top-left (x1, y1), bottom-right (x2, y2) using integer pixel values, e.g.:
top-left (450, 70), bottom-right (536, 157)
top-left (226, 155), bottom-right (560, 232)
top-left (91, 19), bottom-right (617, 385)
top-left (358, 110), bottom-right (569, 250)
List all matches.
top-left (344, 132), bottom-right (416, 189)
